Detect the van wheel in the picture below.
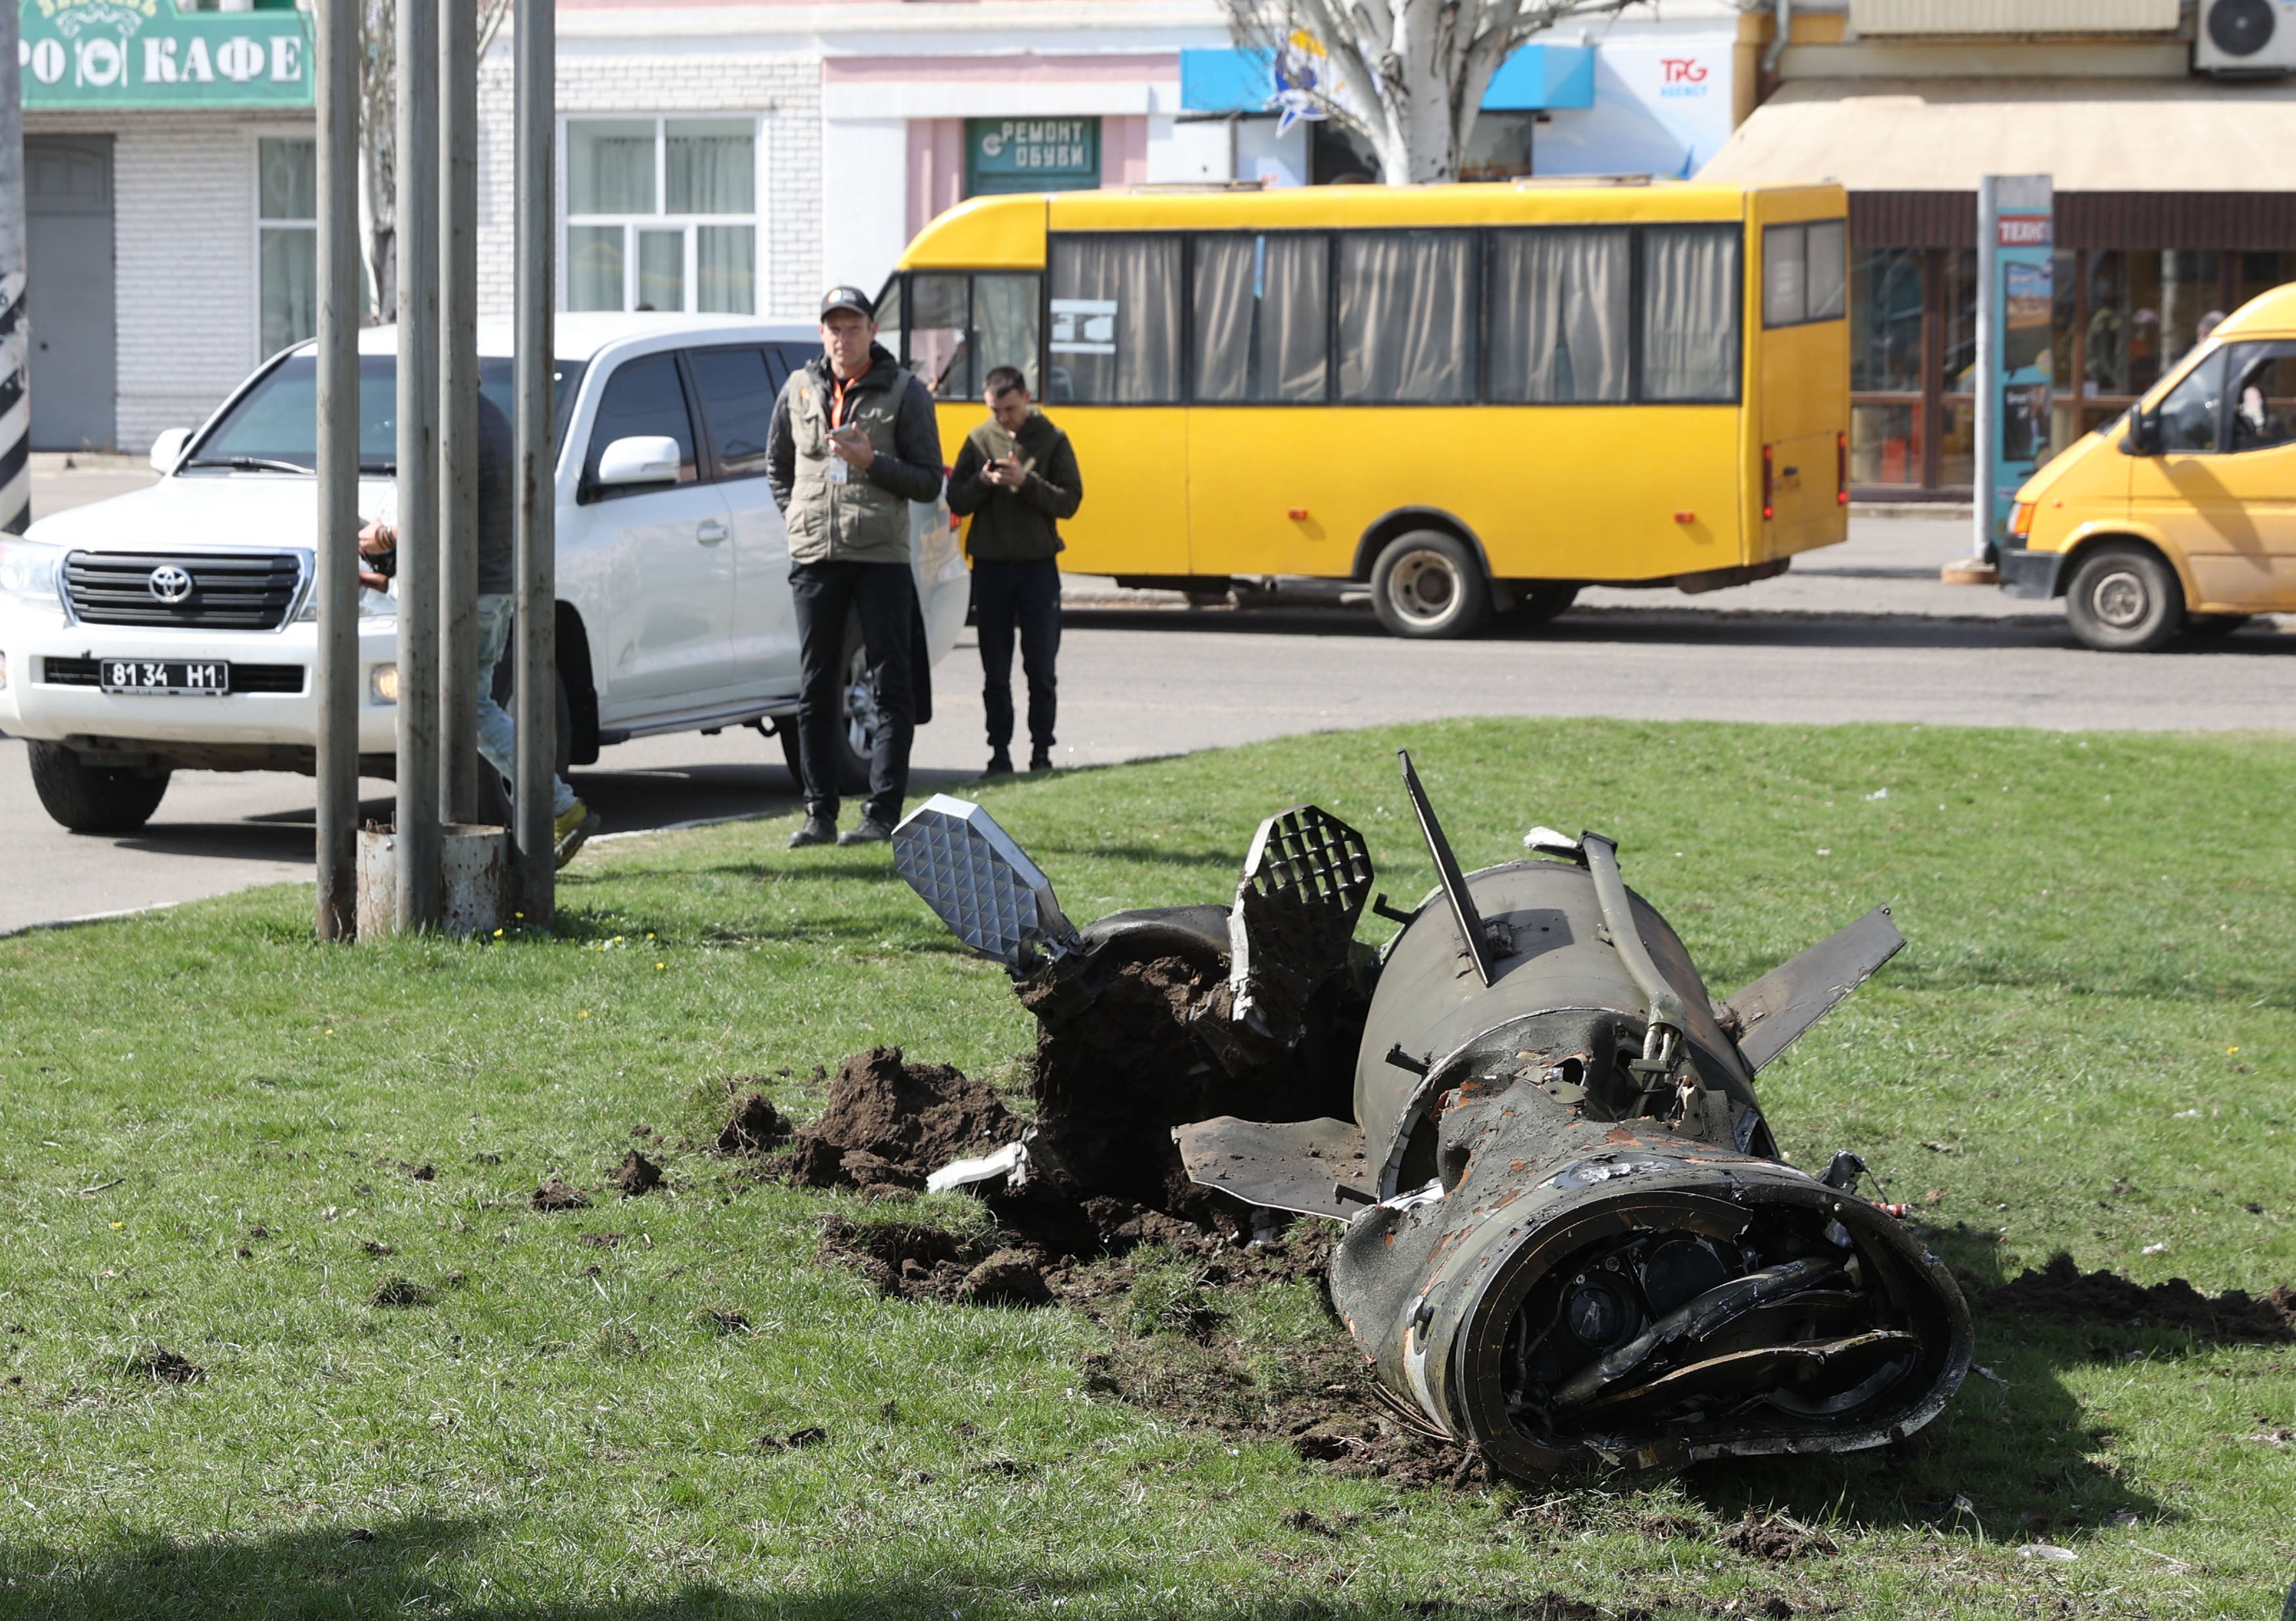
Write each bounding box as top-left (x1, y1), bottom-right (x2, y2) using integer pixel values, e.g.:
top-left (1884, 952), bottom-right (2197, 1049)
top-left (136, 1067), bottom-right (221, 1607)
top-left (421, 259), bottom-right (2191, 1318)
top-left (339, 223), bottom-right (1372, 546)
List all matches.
top-left (1370, 530), bottom-right (1492, 639)
top-left (1507, 583), bottom-right (1580, 628)
top-left (2065, 544), bottom-right (2183, 652)
top-left (25, 741), bottom-right (171, 832)
top-left (775, 626), bottom-right (874, 796)
top-left (2186, 612), bottom-right (2253, 640)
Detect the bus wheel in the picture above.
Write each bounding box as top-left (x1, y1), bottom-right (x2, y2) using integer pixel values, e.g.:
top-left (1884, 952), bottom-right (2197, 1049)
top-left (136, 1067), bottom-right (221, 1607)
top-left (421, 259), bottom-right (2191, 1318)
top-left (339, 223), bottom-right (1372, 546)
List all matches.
top-left (1370, 531), bottom-right (1491, 639)
top-left (2065, 544), bottom-right (2183, 652)
top-left (1509, 583), bottom-right (1580, 628)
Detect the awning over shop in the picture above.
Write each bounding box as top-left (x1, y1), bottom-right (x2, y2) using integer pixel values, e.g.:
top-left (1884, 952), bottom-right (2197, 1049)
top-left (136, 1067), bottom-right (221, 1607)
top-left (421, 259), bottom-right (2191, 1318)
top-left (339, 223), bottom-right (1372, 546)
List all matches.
top-left (1179, 42), bottom-right (1593, 115)
top-left (1698, 76), bottom-right (2296, 194)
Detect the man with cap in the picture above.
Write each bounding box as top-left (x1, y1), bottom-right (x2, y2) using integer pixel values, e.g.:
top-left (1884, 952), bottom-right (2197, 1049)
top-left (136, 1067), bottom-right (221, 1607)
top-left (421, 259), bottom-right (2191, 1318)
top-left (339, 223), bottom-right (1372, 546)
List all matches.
top-left (766, 286), bottom-right (945, 847)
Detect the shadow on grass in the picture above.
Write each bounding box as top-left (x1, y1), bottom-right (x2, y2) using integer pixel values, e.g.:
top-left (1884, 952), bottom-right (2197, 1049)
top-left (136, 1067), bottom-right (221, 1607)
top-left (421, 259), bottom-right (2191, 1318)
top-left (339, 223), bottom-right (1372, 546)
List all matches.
top-left (1681, 1221), bottom-right (2164, 1544)
top-left (0, 1518), bottom-right (1549, 1620)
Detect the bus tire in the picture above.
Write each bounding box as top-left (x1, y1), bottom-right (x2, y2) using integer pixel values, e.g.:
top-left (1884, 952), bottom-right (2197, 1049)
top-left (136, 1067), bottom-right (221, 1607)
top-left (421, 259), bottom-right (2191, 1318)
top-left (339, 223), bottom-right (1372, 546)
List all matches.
top-left (1508, 583), bottom-right (1580, 628)
top-left (25, 741), bottom-right (171, 832)
top-left (2064, 544), bottom-right (2183, 653)
top-left (1370, 530), bottom-right (1492, 640)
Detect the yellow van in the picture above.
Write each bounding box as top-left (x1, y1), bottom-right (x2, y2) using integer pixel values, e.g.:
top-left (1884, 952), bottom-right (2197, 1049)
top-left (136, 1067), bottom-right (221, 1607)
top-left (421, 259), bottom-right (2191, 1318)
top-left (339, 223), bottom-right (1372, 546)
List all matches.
top-left (2003, 283), bottom-right (2296, 651)
top-left (887, 180), bottom-right (1851, 638)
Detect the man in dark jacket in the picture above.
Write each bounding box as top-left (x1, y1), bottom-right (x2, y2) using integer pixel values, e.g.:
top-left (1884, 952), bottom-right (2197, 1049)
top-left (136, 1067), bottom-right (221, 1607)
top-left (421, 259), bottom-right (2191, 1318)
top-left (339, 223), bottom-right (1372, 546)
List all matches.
top-left (945, 366), bottom-right (1081, 774)
top-left (765, 285), bottom-right (945, 846)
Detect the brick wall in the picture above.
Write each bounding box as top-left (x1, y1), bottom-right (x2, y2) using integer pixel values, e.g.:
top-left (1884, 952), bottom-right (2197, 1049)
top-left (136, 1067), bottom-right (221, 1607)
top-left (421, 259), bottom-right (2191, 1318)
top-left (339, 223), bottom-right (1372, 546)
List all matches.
top-left (477, 48), bottom-right (821, 321)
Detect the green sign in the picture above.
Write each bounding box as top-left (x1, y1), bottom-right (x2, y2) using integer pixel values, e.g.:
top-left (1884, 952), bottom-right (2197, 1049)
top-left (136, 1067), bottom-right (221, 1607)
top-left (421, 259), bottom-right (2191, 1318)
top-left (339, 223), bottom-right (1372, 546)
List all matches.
top-left (20, 0), bottom-right (313, 110)
top-left (966, 117), bottom-right (1099, 197)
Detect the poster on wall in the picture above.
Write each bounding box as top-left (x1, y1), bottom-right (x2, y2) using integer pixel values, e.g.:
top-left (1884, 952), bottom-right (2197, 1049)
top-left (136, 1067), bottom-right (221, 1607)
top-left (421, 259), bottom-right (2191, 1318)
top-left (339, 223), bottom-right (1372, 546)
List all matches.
top-left (1535, 36), bottom-right (1735, 180)
top-left (1987, 176), bottom-right (2053, 546)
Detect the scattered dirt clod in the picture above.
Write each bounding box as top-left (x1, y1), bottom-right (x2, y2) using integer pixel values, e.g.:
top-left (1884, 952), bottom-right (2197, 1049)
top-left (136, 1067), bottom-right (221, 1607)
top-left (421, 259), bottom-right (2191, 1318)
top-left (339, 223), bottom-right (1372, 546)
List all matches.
top-left (717, 1092), bottom-right (790, 1155)
top-left (702, 1308), bottom-right (750, 1334)
top-left (368, 1276), bottom-right (428, 1308)
top-left (615, 1151), bottom-right (663, 1198)
top-left (133, 1345), bottom-right (205, 1384)
top-left (532, 1178), bottom-right (590, 1212)
top-left (959, 1249), bottom-right (1052, 1307)
top-left (1718, 1511), bottom-right (1839, 1563)
top-left (1982, 1252), bottom-right (2296, 1343)
top-left (783, 1048), bottom-right (1022, 1192)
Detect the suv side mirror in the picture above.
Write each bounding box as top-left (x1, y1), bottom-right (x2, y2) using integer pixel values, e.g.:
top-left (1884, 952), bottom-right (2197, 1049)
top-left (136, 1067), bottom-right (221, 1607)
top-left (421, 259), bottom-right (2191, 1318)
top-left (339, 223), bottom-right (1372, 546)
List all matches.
top-left (148, 427), bottom-right (191, 474)
top-left (2120, 408), bottom-right (2160, 457)
top-left (595, 435), bottom-right (682, 489)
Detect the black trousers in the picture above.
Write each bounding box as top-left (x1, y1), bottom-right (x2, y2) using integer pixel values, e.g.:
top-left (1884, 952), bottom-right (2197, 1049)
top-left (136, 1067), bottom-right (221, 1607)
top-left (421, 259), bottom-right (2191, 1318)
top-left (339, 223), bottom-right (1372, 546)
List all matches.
top-left (790, 559), bottom-right (916, 823)
top-left (974, 557), bottom-right (1061, 756)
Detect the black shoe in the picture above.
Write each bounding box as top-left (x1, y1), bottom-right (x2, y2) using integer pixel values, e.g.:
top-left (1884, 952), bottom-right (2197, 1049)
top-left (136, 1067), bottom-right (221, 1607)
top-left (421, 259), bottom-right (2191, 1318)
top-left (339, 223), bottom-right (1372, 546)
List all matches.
top-left (787, 815), bottom-right (836, 849)
top-left (986, 751), bottom-right (1014, 776)
top-left (836, 815), bottom-right (896, 846)
top-left (1029, 752), bottom-right (1054, 772)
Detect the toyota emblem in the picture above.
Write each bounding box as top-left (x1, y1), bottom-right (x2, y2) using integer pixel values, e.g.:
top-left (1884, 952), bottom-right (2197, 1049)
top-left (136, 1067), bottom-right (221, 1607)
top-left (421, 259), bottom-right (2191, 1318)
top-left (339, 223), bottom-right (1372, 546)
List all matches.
top-left (147, 565), bottom-right (194, 604)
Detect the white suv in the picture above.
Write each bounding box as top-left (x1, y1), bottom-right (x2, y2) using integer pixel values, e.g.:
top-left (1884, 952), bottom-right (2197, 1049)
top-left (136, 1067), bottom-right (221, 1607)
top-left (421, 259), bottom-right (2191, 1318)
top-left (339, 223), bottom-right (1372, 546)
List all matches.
top-left (0, 315), bottom-right (968, 831)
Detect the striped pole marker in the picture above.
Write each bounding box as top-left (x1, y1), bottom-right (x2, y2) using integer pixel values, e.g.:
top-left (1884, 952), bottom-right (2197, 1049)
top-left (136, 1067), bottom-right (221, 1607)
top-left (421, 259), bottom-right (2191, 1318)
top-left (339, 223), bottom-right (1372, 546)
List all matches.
top-left (0, 0), bottom-right (28, 537)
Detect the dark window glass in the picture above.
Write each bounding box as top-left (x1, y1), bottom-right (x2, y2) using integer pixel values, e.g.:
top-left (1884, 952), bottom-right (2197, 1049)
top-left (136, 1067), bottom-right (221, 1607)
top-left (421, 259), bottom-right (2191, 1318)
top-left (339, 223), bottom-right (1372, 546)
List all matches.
top-left (686, 346), bottom-right (777, 479)
top-left (768, 342), bottom-right (814, 394)
top-left (1047, 235), bottom-right (1182, 404)
top-left (874, 276), bottom-right (905, 363)
top-left (1336, 230), bottom-right (1473, 404)
top-left (2228, 342), bottom-right (2296, 453)
top-left (581, 353), bottom-right (697, 499)
top-left (1850, 248), bottom-right (1923, 393)
top-left (1191, 233), bottom-right (1329, 403)
top-left (2155, 345), bottom-right (2226, 454)
top-left (1640, 225), bottom-right (1740, 402)
top-left (1763, 220), bottom-right (1848, 329)
top-left (910, 272), bottom-right (970, 400)
top-left (187, 353), bottom-right (583, 474)
top-left (1806, 220), bottom-right (1846, 320)
top-left (1485, 228), bottom-right (1630, 403)
top-left (972, 272), bottom-right (1043, 397)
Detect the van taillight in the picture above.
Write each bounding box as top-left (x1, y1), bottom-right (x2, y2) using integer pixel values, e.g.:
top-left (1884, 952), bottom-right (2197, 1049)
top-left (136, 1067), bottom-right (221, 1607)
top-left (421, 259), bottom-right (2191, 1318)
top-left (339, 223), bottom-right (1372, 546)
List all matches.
top-left (1761, 444), bottom-right (1774, 521)
top-left (1835, 431), bottom-right (1850, 506)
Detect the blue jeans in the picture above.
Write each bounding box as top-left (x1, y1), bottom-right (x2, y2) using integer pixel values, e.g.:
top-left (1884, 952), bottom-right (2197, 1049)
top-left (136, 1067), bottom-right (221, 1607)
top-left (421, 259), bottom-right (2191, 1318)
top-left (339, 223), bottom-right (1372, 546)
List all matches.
top-left (476, 593), bottom-right (577, 819)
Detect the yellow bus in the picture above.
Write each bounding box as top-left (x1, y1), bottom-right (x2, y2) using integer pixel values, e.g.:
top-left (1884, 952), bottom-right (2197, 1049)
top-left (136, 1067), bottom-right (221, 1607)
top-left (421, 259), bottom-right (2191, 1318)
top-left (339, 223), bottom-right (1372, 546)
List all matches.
top-left (880, 178), bottom-right (1849, 638)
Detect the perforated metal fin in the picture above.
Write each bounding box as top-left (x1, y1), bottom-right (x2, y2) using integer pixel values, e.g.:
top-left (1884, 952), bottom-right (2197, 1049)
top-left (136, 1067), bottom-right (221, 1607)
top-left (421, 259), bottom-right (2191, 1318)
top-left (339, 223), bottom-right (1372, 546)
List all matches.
top-left (1227, 804), bottom-right (1374, 1037)
top-left (893, 794), bottom-right (1078, 971)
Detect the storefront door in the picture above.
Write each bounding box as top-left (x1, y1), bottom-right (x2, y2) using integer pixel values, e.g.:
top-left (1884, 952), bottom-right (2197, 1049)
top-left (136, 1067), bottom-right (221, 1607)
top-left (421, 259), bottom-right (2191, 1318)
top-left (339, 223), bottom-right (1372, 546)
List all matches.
top-left (26, 135), bottom-right (116, 452)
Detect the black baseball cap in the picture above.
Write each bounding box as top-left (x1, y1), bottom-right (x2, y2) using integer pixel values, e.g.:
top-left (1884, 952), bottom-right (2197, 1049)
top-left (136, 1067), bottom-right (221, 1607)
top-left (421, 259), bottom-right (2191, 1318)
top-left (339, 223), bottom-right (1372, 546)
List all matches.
top-left (820, 285), bottom-right (875, 320)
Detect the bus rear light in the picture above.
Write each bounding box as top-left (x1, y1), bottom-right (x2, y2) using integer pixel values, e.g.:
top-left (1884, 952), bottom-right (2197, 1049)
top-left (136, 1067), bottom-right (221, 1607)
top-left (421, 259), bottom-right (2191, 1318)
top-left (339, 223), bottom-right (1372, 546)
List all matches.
top-left (1836, 431), bottom-right (1850, 506)
top-left (1761, 444), bottom-right (1774, 521)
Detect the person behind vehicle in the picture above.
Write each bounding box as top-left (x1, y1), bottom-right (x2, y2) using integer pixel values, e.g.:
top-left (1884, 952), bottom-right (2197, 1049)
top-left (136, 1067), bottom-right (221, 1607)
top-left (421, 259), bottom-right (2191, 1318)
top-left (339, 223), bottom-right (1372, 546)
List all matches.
top-left (356, 392), bottom-right (600, 867)
top-left (765, 286), bottom-right (945, 847)
top-left (945, 365), bottom-right (1081, 774)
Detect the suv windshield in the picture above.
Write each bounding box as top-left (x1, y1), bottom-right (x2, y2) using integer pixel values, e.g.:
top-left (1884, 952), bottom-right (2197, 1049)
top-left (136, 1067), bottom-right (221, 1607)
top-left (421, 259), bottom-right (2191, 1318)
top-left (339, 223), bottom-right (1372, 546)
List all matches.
top-left (184, 354), bottom-right (587, 475)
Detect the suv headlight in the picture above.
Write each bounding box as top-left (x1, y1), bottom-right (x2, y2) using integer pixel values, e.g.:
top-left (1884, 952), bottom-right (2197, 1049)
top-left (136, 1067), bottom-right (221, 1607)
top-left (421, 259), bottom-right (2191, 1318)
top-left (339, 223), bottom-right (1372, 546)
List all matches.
top-left (295, 583), bottom-right (397, 623)
top-left (0, 537), bottom-right (66, 611)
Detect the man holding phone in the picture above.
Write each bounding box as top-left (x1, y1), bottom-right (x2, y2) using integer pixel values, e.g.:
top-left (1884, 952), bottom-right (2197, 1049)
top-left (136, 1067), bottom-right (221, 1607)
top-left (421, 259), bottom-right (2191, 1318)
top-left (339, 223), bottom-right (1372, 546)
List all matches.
top-left (766, 286), bottom-right (945, 847)
top-left (946, 365), bottom-right (1081, 774)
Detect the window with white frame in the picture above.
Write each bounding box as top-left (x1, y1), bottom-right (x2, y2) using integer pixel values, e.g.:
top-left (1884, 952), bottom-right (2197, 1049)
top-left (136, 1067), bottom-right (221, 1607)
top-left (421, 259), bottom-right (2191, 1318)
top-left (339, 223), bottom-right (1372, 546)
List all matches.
top-left (564, 117), bottom-right (761, 315)
top-left (258, 136), bottom-right (318, 356)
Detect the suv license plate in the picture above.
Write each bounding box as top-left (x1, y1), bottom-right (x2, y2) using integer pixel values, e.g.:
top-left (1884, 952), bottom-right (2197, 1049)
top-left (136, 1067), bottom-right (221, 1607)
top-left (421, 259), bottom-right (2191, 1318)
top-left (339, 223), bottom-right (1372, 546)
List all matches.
top-left (99, 659), bottom-right (232, 695)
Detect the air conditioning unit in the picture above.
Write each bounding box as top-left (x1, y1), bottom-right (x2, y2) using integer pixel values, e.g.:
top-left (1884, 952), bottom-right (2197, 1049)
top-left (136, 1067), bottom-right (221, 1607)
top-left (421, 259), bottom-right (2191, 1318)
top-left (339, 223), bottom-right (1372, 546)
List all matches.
top-left (2196, 0), bottom-right (2296, 73)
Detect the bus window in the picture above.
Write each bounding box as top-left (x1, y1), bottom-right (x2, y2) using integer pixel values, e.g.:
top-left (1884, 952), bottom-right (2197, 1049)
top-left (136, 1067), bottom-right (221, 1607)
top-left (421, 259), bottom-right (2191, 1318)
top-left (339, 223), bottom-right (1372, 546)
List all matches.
top-left (1191, 233), bottom-right (1330, 405)
top-left (972, 272), bottom-right (1042, 397)
top-left (1338, 230), bottom-right (1474, 404)
top-left (1641, 225), bottom-right (1740, 403)
top-left (1485, 228), bottom-right (1630, 404)
top-left (1048, 235), bottom-right (1182, 404)
top-left (1762, 220), bottom-right (1847, 329)
top-left (910, 272), bottom-right (971, 400)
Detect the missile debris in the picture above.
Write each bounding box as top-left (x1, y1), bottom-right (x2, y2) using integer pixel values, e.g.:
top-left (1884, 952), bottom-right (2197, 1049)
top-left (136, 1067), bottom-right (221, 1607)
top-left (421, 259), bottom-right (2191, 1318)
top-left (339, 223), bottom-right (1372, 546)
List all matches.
top-left (892, 758), bottom-right (1973, 1480)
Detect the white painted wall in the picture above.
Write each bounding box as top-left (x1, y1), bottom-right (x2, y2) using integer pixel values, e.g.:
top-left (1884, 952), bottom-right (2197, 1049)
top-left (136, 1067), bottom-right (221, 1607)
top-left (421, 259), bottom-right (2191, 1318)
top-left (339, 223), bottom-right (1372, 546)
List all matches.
top-left (819, 115), bottom-right (912, 294)
top-left (1234, 116), bottom-right (1307, 188)
top-left (1147, 115), bottom-right (1233, 182)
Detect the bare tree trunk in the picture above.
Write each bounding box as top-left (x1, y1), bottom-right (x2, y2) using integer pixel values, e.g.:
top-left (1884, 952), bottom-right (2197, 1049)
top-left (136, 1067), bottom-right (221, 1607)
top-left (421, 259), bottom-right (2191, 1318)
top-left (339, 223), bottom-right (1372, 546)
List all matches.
top-left (1227, 0), bottom-right (1635, 186)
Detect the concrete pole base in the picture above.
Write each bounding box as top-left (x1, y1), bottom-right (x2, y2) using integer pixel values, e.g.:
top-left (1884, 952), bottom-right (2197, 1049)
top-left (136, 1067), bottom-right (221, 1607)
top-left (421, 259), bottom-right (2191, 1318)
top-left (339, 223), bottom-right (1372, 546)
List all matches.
top-left (1939, 559), bottom-right (2001, 585)
top-left (356, 822), bottom-right (511, 939)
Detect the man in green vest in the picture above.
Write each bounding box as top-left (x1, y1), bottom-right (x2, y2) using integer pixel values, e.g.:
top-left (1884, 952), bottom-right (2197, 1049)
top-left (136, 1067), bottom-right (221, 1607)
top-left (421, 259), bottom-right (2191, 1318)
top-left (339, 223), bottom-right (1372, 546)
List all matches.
top-left (766, 286), bottom-right (945, 847)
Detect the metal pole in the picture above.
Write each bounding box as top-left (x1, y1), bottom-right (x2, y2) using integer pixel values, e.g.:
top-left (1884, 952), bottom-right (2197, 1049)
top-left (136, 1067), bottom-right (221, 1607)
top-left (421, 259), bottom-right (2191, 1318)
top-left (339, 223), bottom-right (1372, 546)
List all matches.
top-left (393, 0), bottom-right (440, 930)
top-left (314, 0), bottom-right (360, 939)
top-left (1971, 173), bottom-right (1998, 567)
top-left (512, 0), bottom-right (557, 922)
top-left (438, 0), bottom-right (479, 823)
top-left (0, 0), bottom-right (30, 538)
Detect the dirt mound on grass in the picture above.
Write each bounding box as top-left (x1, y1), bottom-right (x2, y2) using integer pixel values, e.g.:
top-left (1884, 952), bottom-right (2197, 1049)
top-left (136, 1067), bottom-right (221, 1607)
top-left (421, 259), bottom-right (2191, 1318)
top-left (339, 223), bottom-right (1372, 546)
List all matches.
top-left (781, 1048), bottom-right (1024, 1193)
top-left (716, 1093), bottom-right (790, 1155)
top-left (1981, 1252), bottom-right (2296, 1343)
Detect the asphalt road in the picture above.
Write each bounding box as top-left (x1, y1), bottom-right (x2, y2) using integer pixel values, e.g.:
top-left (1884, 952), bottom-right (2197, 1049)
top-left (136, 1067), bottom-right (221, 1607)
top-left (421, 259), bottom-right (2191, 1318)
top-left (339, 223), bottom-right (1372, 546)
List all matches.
top-left (5, 478), bottom-right (2292, 935)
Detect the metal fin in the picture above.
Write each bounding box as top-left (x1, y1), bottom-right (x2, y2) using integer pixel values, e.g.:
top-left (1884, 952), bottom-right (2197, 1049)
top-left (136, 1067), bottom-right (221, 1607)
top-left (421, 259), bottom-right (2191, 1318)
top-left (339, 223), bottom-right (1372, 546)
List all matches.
top-left (1397, 750), bottom-right (1494, 987)
top-left (1724, 906), bottom-right (1907, 1072)
top-left (1174, 1115), bottom-right (1370, 1220)
top-left (1228, 803), bottom-right (1374, 1035)
top-left (892, 794), bottom-right (1080, 971)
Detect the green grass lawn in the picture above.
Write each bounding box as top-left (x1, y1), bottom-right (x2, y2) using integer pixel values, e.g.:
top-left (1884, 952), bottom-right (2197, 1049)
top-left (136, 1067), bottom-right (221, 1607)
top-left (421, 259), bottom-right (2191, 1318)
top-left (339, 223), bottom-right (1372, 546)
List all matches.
top-left (1, 717), bottom-right (2292, 1620)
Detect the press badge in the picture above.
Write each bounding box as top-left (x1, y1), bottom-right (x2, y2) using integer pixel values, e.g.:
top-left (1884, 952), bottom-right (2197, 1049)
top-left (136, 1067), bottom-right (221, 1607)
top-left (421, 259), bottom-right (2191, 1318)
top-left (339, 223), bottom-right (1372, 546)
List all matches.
top-left (826, 453), bottom-right (849, 485)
